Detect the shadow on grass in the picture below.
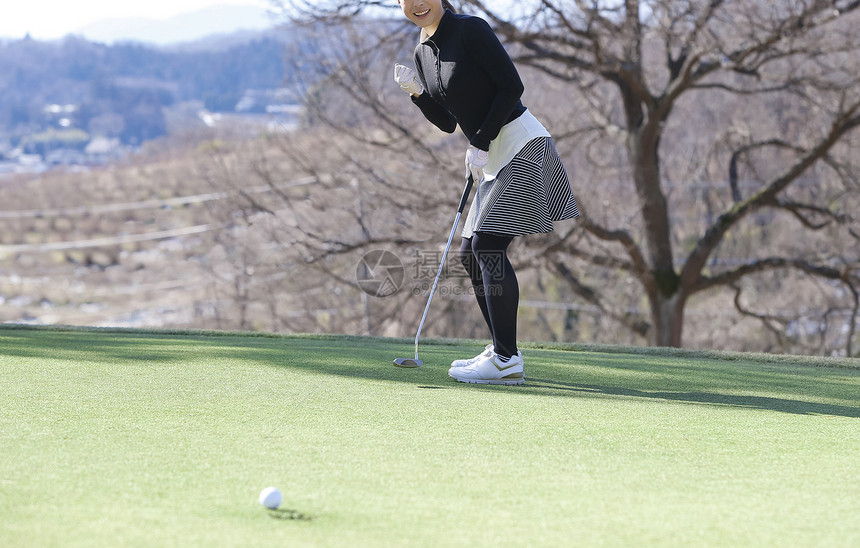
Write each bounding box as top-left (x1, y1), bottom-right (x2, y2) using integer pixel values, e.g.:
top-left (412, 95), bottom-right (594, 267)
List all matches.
top-left (3, 327), bottom-right (858, 418)
top-left (525, 377), bottom-right (860, 417)
top-left (267, 508), bottom-right (314, 521)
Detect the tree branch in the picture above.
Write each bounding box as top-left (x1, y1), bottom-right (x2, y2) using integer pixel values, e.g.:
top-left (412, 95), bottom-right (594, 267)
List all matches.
top-left (551, 260), bottom-right (650, 337)
top-left (575, 208), bottom-right (656, 295)
top-left (695, 257), bottom-right (858, 293)
top-left (773, 199), bottom-right (851, 230)
top-left (681, 104), bottom-right (860, 290)
top-left (728, 139), bottom-right (802, 201)
top-left (730, 283), bottom-right (790, 347)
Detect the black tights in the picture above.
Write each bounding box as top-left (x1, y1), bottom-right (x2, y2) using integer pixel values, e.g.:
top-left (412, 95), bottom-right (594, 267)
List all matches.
top-left (458, 232), bottom-right (519, 359)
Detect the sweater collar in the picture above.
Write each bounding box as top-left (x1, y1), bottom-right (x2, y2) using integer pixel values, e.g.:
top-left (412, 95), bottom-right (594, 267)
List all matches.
top-left (420, 8), bottom-right (452, 44)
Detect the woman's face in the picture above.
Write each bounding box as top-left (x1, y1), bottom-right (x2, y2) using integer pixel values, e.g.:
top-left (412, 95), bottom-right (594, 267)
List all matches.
top-left (398, 0), bottom-right (445, 32)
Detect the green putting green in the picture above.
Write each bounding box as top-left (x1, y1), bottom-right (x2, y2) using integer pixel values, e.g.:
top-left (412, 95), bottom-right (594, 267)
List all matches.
top-left (1, 326), bottom-right (858, 547)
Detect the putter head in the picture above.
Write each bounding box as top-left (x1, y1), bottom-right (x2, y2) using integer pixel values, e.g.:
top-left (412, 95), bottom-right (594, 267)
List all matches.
top-left (393, 358), bottom-right (423, 368)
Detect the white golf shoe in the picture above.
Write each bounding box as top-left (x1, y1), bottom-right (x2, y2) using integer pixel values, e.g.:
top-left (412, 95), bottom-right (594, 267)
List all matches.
top-left (450, 344), bottom-right (494, 368)
top-left (448, 351), bottom-right (525, 385)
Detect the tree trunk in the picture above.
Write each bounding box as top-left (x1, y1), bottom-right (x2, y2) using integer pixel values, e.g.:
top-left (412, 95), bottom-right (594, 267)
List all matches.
top-left (627, 122), bottom-right (683, 346)
top-left (650, 291), bottom-right (686, 347)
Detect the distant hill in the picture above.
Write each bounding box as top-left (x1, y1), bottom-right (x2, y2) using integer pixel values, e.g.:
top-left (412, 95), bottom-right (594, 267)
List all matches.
top-left (0, 27), bottom-right (319, 148)
top-left (75, 5), bottom-right (276, 46)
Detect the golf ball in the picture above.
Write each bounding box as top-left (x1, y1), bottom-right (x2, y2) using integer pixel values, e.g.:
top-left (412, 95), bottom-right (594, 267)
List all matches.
top-left (259, 486), bottom-right (282, 509)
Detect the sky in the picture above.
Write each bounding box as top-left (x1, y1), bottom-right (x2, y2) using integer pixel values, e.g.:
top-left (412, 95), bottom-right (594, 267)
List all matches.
top-left (0, 1), bottom-right (272, 40)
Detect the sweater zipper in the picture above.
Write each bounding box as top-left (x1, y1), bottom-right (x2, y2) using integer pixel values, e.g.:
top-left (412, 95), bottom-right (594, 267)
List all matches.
top-left (426, 39), bottom-right (446, 100)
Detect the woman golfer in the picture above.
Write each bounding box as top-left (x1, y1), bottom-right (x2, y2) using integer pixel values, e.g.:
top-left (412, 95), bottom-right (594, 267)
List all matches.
top-left (394, 0), bottom-right (579, 384)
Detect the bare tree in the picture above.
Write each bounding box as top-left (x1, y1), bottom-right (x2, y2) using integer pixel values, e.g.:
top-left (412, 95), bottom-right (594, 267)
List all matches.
top-left (269, 0), bottom-right (860, 355)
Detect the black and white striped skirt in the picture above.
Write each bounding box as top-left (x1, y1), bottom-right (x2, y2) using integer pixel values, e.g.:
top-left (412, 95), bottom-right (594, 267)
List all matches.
top-left (462, 137), bottom-right (579, 239)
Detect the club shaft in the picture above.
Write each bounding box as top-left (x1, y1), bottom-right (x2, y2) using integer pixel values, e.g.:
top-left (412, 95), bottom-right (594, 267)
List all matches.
top-left (413, 210), bottom-right (463, 359)
top-left (413, 174), bottom-right (475, 360)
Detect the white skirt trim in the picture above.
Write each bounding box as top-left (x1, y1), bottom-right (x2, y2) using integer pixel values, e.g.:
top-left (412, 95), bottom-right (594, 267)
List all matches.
top-left (483, 109), bottom-right (550, 179)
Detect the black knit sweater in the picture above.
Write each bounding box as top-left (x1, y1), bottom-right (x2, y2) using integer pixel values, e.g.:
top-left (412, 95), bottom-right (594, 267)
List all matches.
top-left (411, 10), bottom-right (526, 151)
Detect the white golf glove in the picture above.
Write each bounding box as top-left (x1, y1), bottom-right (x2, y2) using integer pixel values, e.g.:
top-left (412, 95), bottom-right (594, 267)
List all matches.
top-left (465, 145), bottom-right (489, 182)
top-left (394, 63), bottom-right (424, 96)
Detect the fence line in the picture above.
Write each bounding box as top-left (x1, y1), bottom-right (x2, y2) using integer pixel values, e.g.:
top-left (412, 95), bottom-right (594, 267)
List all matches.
top-left (0, 224), bottom-right (217, 253)
top-left (0, 176), bottom-right (316, 219)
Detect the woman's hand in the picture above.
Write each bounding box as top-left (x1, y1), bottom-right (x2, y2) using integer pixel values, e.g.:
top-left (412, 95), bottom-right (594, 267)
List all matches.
top-left (465, 146), bottom-right (489, 182)
top-left (394, 63), bottom-right (424, 96)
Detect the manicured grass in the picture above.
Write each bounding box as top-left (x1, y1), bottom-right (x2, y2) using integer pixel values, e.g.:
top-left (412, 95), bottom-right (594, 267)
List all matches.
top-left (1, 326), bottom-right (859, 547)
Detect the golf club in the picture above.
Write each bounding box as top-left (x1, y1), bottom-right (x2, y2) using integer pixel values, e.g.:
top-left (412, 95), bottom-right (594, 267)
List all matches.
top-left (393, 171), bottom-right (475, 367)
